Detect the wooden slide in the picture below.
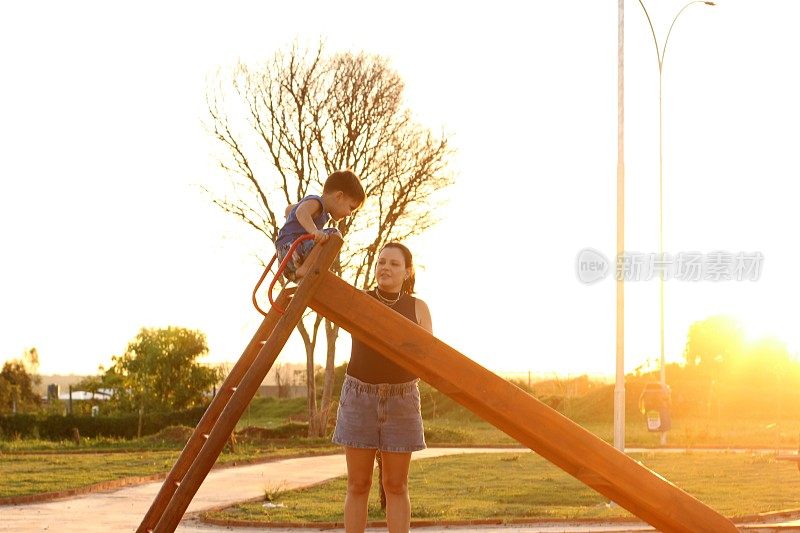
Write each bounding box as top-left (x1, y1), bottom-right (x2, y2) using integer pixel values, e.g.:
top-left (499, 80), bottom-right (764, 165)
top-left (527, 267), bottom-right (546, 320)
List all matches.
top-left (138, 236), bottom-right (737, 532)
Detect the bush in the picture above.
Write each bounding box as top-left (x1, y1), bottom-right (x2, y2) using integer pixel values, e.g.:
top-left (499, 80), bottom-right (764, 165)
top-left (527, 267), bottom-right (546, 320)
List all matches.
top-left (0, 406), bottom-right (207, 441)
top-left (0, 413), bottom-right (37, 438)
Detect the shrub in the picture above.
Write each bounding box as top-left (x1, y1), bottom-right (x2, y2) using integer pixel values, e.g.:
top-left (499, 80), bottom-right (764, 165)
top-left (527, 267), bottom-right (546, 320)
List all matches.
top-left (0, 406), bottom-right (207, 441)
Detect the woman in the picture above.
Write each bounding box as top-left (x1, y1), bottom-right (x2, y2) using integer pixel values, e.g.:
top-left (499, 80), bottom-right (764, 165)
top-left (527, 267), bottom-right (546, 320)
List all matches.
top-left (332, 242), bottom-right (432, 533)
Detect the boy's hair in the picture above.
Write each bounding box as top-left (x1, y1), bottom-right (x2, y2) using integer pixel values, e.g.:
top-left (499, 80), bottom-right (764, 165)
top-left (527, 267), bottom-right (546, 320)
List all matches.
top-left (323, 170), bottom-right (366, 205)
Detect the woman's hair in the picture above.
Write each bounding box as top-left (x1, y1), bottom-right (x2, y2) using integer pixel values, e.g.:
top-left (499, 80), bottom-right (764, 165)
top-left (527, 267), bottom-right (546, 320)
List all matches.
top-left (380, 242), bottom-right (415, 295)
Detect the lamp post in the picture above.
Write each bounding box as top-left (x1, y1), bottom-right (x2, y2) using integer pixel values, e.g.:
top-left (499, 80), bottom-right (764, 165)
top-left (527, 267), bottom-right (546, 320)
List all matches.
top-left (614, 0), bottom-right (625, 455)
top-left (636, 0), bottom-right (715, 445)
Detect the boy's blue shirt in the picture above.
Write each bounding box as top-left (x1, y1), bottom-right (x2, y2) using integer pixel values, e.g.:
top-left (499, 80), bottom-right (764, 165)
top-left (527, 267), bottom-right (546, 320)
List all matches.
top-left (275, 195), bottom-right (331, 248)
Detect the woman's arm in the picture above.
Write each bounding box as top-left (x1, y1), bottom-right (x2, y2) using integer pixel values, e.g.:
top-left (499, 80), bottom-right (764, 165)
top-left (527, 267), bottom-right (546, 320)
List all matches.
top-left (415, 298), bottom-right (433, 333)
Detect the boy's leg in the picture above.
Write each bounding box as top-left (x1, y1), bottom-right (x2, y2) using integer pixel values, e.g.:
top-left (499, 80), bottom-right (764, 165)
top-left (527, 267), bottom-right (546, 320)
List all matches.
top-left (292, 240), bottom-right (315, 280)
top-left (277, 240), bottom-right (313, 282)
top-left (276, 244), bottom-right (297, 282)
top-left (294, 229), bottom-right (341, 279)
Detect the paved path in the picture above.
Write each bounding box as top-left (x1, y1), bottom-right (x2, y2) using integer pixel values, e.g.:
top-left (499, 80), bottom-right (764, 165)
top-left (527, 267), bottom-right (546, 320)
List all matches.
top-left (2, 447), bottom-right (799, 532)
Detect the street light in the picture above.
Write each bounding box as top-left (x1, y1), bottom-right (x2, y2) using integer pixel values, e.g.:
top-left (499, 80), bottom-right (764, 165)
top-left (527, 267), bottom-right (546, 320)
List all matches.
top-left (636, 0), bottom-right (715, 445)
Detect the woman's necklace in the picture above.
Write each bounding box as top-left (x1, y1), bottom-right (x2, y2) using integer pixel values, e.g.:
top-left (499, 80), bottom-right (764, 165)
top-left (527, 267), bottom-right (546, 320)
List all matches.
top-left (374, 288), bottom-right (401, 307)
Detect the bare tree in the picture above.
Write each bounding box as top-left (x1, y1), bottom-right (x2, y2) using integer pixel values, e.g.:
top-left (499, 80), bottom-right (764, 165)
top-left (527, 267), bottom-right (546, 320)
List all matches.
top-left (205, 42), bottom-right (453, 437)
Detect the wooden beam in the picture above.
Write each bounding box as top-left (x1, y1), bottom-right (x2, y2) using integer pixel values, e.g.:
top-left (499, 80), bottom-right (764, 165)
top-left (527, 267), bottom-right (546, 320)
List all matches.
top-left (308, 271), bottom-right (736, 533)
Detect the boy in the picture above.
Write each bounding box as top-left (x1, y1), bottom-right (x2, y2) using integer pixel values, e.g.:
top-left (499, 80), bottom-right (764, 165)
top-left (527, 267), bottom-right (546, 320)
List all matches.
top-left (275, 170), bottom-right (365, 281)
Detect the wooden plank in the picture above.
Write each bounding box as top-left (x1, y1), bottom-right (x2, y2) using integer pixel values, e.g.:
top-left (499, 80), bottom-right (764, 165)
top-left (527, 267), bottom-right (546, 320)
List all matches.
top-left (136, 287), bottom-right (295, 533)
top-left (308, 271), bottom-right (737, 533)
top-left (152, 236), bottom-right (342, 532)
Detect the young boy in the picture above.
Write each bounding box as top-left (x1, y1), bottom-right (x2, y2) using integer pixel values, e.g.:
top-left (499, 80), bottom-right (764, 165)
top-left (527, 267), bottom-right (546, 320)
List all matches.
top-left (275, 170), bottom-right (365, 281)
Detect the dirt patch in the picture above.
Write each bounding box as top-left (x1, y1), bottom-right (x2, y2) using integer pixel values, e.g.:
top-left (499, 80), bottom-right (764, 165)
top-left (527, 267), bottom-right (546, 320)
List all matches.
top-left (142, 425), bottom-right (194, 445)
top-left (236, 423), bottom-right (308, 443)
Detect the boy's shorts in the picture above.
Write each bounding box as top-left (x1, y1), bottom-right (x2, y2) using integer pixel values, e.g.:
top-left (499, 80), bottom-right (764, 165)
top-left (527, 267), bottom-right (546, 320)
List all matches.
top-left (332, 374), bottom-right (426, 453)
top-left (276, 228), bottom-right (341, 281)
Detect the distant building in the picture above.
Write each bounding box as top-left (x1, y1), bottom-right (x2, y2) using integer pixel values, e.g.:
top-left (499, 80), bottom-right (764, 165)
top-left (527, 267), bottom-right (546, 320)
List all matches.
top-left (57, 389), bottom-right (112, 401)
top-left (36, 374), bottom-right (89, 400)
top-left (42, 385), bottom-right (113, 402)
top-left (257, 384), bottom-right (307, 398)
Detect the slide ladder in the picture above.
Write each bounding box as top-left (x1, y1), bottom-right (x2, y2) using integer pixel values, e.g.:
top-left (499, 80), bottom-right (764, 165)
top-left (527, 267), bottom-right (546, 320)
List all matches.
top-left (138, 235), bottom-right (737, 533)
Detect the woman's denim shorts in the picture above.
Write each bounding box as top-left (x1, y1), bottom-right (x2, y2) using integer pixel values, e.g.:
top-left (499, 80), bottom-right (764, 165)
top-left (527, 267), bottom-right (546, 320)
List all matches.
top-left (332, 374), bottom-right (426, 453)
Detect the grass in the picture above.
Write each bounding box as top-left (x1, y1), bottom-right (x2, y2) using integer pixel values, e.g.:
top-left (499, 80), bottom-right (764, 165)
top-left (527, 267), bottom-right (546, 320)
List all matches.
top-left (5, 415), bottom-right (797, 453)
top-left (0, 433), bottom-right (339, 499)
top-left (4, 395), bottom-right (800, 502)
top-left (419, 384), bottom-right (800, 449)
top-left (0, 430), bottom-right (205, 453)
top-left (0, 397), bottom-right (320, 499)
top-left (209, 451), bottom-right (800, 523)
top-left (236, 397), bottom-right (307, 430)
top-left (0, 436), bottom-right (174, 453)
top-left (0, 450), bottom-right (182, 497)
top-left (421, 415), bottom-right (800, 449)
top-left (582, 417), bottom-right (800, 449)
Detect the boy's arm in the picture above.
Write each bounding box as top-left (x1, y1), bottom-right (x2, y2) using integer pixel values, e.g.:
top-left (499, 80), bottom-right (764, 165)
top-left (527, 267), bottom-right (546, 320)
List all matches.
top-left (284, 203), bottom-right (296, 218)
top-left (293, 199), bottom-right (328, 242)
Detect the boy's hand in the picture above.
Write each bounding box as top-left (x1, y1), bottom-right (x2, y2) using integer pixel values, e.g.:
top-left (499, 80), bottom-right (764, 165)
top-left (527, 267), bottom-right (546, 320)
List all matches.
top-left (312, 229), bottom-right (329, 243)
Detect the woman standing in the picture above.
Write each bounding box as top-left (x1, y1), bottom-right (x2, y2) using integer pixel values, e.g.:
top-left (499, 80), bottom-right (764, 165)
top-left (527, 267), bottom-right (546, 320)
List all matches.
top-left (332, 242), bottom-right (432, 533)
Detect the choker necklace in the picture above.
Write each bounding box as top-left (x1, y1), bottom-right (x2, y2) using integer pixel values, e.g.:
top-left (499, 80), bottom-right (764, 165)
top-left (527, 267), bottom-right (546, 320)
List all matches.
top-left (374, 288), bottom-right (401, 306)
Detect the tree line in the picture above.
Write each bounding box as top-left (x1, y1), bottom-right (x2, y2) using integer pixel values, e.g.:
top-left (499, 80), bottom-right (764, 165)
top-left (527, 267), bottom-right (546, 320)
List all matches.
top-left (1, 328), bottom-right (219, 416)
top-left (3, 315), bottom-right (798, 421)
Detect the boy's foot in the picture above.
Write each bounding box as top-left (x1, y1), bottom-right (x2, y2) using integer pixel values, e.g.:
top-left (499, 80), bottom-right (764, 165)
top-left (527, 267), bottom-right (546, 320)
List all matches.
top-left (294, 263), bottom-right (310, 280)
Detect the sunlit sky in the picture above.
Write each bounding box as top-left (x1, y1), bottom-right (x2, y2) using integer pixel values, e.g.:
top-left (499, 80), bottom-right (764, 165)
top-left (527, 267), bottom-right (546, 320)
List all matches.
top-left (1, 1), bottom-right (799, 378)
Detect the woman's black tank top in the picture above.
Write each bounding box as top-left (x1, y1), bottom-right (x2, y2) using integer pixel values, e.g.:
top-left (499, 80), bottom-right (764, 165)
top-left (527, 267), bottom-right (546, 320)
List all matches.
top-left (346, 289), bottom-right (418, 384)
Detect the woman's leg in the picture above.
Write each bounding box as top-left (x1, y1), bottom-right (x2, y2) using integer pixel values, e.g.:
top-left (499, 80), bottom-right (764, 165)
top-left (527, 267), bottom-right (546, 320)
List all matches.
top-left (344, 446), bottom-right (377, 533)
top-left (380, 451), bottom-right (412, 533)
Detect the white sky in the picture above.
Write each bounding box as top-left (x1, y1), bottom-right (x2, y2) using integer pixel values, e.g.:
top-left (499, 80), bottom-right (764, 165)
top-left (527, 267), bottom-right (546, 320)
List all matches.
top-left (1, 1), bottom-right (798, 378)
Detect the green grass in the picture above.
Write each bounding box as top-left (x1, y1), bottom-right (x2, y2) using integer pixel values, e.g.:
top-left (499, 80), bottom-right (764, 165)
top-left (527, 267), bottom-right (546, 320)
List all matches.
top-left (5, 395), bottom-right (800, 502)
top-left (0, 436), bottom-right (176, 453)
top-left (582, 417), bottom-right (800, 449)
top-left (237, 397), bottom-right (308, 430)
top-left (420, 383), bottom-right (800, 449)
top-left (0, 450), bottom-right (182, 497)
top-left (0, 442), bottom-right (339, 499)
top-left (421, 415), bottom-right (800, 449)
top-left (209, 451), bottom-right (800, 523)
top-left (6, 415), bottom-right (796, 453)
top-left (0, 427), bottom-right (205, 453)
